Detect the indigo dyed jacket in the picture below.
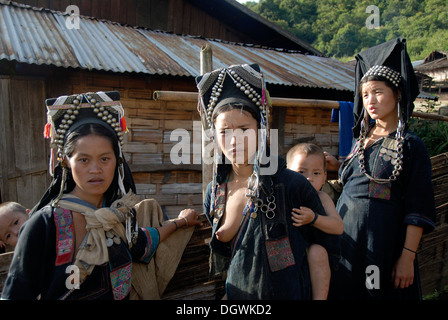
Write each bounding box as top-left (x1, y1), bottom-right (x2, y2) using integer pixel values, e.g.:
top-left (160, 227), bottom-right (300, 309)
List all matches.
top-left (204, 157), bottom-right (340, 300)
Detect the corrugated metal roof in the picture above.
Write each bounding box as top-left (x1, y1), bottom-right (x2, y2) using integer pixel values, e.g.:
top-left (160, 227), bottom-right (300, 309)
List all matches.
top-left (0, 1), bottom-right (355, 91)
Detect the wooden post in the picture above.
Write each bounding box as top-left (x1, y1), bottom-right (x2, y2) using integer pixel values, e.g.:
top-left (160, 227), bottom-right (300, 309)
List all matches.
top-left (200, 45), bottom-right (213, 198)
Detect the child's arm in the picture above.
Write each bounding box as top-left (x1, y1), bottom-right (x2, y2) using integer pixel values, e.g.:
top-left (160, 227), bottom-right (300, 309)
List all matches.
top-left (291, 191), bottom-right (343, 235)
top-left (316, 191), bottom-right (343, 234)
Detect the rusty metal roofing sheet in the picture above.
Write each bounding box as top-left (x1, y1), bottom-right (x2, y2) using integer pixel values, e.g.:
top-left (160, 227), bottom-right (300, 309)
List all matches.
top-left (0, 1), bottom-right (355, 91)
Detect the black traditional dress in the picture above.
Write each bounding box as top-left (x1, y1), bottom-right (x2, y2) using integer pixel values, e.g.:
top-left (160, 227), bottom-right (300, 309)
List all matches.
top-left (204, 157), bottom-right (340, 300)
top-left (330, 131), bottom-right (436, 299)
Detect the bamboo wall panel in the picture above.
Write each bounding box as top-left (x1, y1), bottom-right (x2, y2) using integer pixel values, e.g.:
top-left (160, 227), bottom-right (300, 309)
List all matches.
top-left (419, 152), bottom-right (448, 296)
top-left (283, 106), bottom-right (340, 156)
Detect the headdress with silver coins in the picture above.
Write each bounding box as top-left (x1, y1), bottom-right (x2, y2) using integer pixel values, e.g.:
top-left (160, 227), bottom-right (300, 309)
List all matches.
top-left (197, 64), bottom-right (270, 132)
top-left (44, 91), bottom-right (129, 205)
top-left (196, 64), bottom-right (275, 219)
top-left (361, 65), bottom-right (402, 88)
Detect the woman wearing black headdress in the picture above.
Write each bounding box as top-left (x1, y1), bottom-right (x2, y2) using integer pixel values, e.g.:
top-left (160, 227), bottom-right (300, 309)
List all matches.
top-left (1, 92), bottom-right (200, 300)
top-left (197, 64), bottom-right (339, 299)
top-left (327, 39), bottom-right (436, 300)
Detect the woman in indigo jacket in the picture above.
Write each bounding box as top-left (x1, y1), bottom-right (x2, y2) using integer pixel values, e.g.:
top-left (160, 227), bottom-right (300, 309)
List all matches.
top-left (2, 91), bottom-right (200, 300)
top-left (327, 39), bottom-right (436, 300)
top-left (197, 64), bottom-right (338, 299)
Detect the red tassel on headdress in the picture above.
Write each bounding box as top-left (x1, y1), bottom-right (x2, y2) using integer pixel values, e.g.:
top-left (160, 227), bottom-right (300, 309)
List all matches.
top-left (120, 117), bottom-right (128, 132)
top-left (44, 122), bottom-right (51, 139)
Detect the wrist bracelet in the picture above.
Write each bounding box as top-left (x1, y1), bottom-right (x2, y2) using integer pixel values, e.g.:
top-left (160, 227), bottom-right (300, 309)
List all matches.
top-left (173, 220), bottom-right (178, 231)
top-left (181, 216), bottom-right (188, 227)
top-left (310, 212), bottom-right (318, 225)
top-left (403, 247), bottom-right (417, 254)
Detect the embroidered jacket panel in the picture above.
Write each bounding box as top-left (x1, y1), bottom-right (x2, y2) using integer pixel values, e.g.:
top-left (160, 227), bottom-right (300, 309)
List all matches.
top-left (2, 205), bottom-right (159, 300)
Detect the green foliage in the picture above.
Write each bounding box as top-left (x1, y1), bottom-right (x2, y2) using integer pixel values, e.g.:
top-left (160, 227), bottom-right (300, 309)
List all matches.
top-left (244, 0), bottom-right (448, 60)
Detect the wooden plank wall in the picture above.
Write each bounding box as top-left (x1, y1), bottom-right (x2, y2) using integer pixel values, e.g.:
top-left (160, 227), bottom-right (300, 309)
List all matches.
top-left (0, 77), bottom-right (50, 209)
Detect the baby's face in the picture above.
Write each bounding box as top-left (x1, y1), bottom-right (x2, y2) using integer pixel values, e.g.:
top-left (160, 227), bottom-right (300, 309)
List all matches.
top-left (0, 210), bottom-right (28, 247)
top-left (289, 153), bottom-right (327, 191)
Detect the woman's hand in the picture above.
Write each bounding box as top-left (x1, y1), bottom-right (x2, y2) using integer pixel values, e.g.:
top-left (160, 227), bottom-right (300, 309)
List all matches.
top-left (158, 209), bottom-right (201, 242)
top-left (391, 249), bottom-right (415, 289)
top-left (391, 225), bottom-right (423, 289)
top-left (178, 209), bottom-right (202, 228)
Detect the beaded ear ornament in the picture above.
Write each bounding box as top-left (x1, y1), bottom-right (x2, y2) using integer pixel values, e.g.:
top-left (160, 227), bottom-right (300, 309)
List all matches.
top-left (44, 91), bottom-right (127, 176)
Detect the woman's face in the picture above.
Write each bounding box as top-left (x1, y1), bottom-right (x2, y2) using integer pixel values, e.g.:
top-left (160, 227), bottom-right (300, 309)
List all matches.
top-left (65, 134), bottom-right (117, 207)
top-left (214, 108), bottom-right (259, 165)
top-left (361, 80), bottom-right (399, 122)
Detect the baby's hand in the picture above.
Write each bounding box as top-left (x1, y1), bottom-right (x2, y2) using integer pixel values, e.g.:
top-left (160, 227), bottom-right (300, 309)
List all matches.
top-left (291, 207), bottom-right (316, 227)
top-left (324, 151), bottom-right (341, 171)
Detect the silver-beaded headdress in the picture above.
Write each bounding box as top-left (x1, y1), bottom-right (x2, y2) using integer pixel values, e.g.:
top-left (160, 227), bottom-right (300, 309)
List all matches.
top-left (197, 64), bottom-right (270, 133)
top-left (44, 91), bottom-right (129, 199)
top-left (361, 65), bottom-right (402, 89)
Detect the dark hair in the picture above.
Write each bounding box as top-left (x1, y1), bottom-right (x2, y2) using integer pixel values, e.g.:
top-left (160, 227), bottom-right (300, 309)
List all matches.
top-left (287, 143), bottom-right (326, 171)
top-left (212, 103), bottom-right (261, 128)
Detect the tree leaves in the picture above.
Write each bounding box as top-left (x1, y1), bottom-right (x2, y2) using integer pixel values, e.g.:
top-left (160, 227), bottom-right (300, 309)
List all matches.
top-left (245, 0), bottom-right (448, 60)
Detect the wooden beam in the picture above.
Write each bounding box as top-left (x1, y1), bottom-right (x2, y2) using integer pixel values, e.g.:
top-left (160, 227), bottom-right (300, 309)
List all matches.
top-left (130, 164), bottom-right (202, 173)
top-left (412, 111), bottom-right (448, 122)
top-left (153, 90), bottom-right (448, 122)
top-left (153, 90), bottom-right (338, 109)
